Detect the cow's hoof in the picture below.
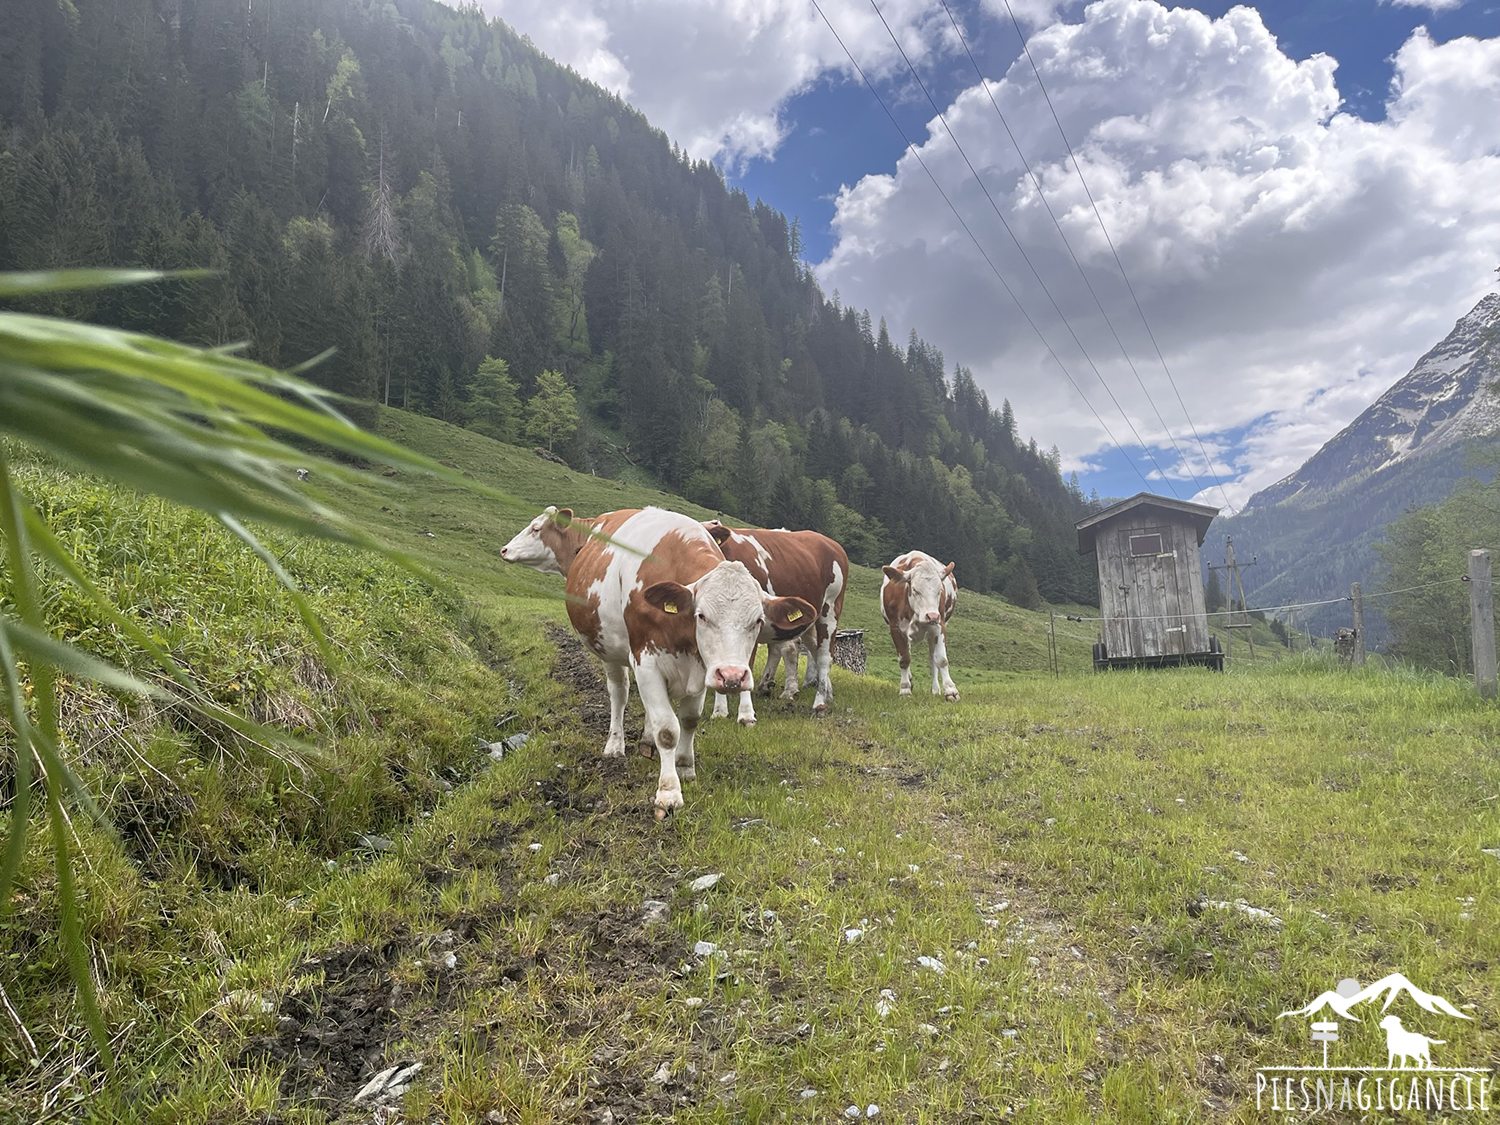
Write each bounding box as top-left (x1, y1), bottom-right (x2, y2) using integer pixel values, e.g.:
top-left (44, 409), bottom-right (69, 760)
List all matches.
top-left (738, 717), bottom-right (757, 727)
top-left (654, 788), bottom-right (684, 814)
top-left (603, 744), bottom-right (626, 759)
top-left (653, 806), bottom-right (669, 821)
top-left (899, 688), bottom-right (912, 697)
top-left (679, 767), bottom-right (696, 782)
top-left (944, 691), bottom-right (960, 703)
top-left (812, 704), bottom-right (828, 717)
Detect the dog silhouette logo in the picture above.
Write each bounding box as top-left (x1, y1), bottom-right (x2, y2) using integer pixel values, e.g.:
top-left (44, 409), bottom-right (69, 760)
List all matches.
top-left (1379, 1015), bottom-right (1444, 1069)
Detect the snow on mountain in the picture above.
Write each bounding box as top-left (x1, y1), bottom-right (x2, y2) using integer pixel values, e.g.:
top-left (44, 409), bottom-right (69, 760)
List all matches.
top-left (1247, 293), bottom-right (1500, 511)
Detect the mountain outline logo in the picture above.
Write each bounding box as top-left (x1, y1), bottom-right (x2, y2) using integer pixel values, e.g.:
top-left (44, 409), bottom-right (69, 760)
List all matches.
top-left (1254, 971), bottom-right (1492, 1113)
top-left (1277, 972), bottom-right (1473, 1027)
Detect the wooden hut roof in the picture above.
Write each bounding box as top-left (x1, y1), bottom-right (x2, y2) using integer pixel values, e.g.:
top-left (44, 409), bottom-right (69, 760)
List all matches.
top-left (1075, 492), bottom-right (1220, 555)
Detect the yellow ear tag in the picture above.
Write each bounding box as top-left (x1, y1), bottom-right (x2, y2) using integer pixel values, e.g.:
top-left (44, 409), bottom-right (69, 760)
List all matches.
top-left (787, 608), bottom-right (803, 621)
top-left (663, 602), bottom-right (679, 614)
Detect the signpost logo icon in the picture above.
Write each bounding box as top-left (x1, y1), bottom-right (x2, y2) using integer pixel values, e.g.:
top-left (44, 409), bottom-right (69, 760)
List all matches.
top-left (1306, 978), bottom-right (1359, 1067)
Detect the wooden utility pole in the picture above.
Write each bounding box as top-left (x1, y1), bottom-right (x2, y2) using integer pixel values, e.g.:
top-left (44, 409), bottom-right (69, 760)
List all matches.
top-left (1471, 549), bottom-right (1497, 700)
top-left (1223, 539), bottom-right (1235, 669)
top-left (1211, 537), bottom-right (1258, 667)
top-left (1351, 581), bottom-right (1366, 668)
top-left (1048, 611), bottom-right (1058, 679)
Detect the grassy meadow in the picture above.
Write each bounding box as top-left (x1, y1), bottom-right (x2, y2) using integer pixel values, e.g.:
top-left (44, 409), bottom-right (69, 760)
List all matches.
top-left (2, 411), bottom-right (1494, 1124)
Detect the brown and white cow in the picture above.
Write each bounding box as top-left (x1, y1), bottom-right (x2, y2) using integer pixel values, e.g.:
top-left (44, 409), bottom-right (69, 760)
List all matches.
top-left (881, 550), bottom-right (959, 701)
top-left (563, 508), bottom-right (813, 812)
top-left (703, 521), bottom-right (848, 721)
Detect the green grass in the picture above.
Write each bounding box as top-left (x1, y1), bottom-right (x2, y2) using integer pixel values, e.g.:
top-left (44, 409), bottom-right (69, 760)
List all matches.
top-left (3, 410), bottom-right (1492, 1124)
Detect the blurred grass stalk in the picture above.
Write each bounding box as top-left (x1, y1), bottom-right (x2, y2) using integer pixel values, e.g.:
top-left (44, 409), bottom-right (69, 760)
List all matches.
top-left (0, 270), bottom-right (470, 1062)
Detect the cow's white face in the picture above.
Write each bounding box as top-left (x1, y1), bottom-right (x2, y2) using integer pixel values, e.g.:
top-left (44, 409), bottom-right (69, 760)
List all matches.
top-left (899, 560), bottom-right (948, 625)
top-left (500, 506), bottom-right (562, 573)
top-left (644, 561), bottom-right (815, 692)
top-left (687, 561), bottom-right (766, 692)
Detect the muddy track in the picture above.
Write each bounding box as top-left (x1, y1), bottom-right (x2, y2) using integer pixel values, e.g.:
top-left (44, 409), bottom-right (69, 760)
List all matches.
top-left (229, 625), bottom-right (710, 1123)
top-left (546, 624), bottom-right (616, 739)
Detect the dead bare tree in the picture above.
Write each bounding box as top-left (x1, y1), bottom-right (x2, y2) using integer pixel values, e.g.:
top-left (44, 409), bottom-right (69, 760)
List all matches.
top-left (362, 126), bottom-right (402, 265)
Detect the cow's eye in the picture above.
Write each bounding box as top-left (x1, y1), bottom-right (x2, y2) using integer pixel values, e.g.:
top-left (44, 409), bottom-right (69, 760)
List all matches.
top-left (697, 611), bottom-right (707, 622)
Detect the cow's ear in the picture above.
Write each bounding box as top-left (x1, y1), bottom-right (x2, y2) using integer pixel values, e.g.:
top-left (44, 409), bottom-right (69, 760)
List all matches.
top-left (644, 581), bottom-right (695, 618)
top-left (765, 596), bottom-right (816, 639)
top-left (703, 520), bottom-right (732, 545)
top-left (943, 561), bottom-right (955, 578)
top-left (883, 565), bottom-right (907, 582)
top-left (552, 507), bottom-right (574, 525)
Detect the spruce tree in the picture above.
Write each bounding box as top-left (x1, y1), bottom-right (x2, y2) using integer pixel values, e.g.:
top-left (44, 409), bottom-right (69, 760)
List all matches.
top-left (467, 355), bottom-right (522, 442)
top-left (524, 369), bottom-right (578, 453)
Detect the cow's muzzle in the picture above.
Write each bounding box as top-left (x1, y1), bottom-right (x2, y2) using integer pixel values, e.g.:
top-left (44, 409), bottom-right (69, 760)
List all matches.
top-left (712, 664), bottom-right (753, 692)
top-left (923, 611), bottom-right (940, 623)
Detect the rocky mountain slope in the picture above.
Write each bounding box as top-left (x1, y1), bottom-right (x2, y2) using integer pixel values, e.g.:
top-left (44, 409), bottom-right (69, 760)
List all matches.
top-left (1251, 294), bottom-right (1500, 509)
top-left (1213, 293), bottom-right (1500, 642)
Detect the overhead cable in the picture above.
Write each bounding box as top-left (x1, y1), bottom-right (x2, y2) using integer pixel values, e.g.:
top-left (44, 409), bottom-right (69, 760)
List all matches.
top-left (867, 0), bottom-right (1181, 496)
top-left (808, 0), bottom-right (1156, 492)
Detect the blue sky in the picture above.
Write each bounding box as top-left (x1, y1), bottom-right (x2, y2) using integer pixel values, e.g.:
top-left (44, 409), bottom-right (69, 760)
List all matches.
top-left (484, 0), bottom-right (1500, 510)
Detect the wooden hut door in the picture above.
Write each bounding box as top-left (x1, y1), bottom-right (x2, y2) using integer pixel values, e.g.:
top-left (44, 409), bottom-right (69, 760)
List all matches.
top-left (1124, 526), bottom-right (1180, 658)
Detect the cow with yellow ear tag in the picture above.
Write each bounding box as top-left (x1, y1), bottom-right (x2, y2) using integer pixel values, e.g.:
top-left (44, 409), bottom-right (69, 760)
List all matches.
top-left (564, 508), bottom-right (814, 813)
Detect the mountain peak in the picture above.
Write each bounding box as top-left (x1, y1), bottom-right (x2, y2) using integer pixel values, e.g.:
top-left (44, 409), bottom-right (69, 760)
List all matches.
top-left (1245, 292), bottom-right (1500, 512)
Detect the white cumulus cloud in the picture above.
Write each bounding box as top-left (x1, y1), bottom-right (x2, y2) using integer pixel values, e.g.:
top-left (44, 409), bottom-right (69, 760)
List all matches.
top-left (1384, 0), bottom-right (1467, 13)
top-left (815, 0), bottom-right (1500, 507)
top-left (475, 0), bottom-right (954, 167)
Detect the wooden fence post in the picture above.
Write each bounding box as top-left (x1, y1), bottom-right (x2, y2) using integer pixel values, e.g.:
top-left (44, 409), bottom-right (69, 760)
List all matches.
top-left (1351, 582), bottom-right (1365, 668)
top-left (1471, 549), bottom-right (1498, 700)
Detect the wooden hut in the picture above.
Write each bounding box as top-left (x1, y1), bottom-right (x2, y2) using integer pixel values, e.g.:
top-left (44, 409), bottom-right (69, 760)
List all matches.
top-left (1075, 493), bottom-right (1223, 671)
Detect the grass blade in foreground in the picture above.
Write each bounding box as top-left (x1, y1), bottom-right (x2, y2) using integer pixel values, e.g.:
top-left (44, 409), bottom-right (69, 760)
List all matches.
top-left (0, 269), bottom-right (478, 1060)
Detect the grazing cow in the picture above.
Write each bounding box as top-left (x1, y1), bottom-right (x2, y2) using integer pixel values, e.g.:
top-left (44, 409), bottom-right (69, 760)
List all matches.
top-left (565, 508), bottom-right (813, 813)
top-left (703, 521), bottom-right (848, 722)
top-left (881, 550), bottom-right (960, 701)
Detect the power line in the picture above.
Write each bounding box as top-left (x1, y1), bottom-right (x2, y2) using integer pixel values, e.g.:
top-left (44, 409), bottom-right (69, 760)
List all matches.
top-left (993, 0), bottom-right (1237, 514)
top-left (866, 0), bottom-right (1181, 497)
top-left (807, 0), bottom-right (1155, 492)
top-left (934, 0), bottom-right (1205, 499)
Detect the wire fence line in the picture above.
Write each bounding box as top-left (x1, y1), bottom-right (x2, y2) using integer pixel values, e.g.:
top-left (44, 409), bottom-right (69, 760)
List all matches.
top-left (1053, 576), bottom-right (1469, 627)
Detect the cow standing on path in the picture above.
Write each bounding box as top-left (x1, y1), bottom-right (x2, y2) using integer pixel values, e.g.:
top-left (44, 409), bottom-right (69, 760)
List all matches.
top-left (703, 521), bottom-right (848, 722)
top-left (561, 508), bottom-right (813, 813)
top-left (881, 551), bottom-right (960, 701)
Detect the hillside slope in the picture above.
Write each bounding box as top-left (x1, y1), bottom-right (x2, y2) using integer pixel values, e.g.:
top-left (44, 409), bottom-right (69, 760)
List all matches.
top-left (335, 408), bottom-right (1107, 684)
top-left (1212, 293), bottom-right (1500, 640)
